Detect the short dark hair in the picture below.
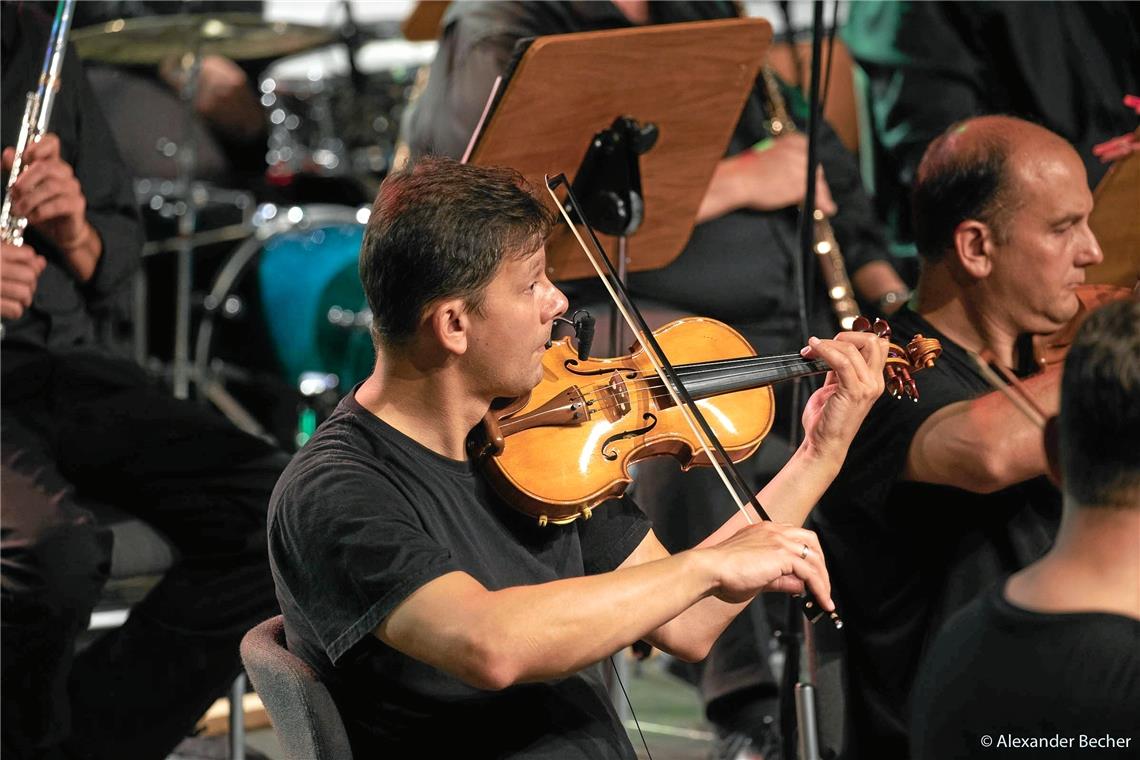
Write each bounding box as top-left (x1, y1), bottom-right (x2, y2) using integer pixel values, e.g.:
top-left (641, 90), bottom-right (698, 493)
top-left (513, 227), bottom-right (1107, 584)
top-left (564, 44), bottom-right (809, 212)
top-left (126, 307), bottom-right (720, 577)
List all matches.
top-left (1059, 299), bottom-right (1140, 509)
top-left (910, 120), bottom-right (1015, 262)
top-left (359, 156), bottom-right (555, 347)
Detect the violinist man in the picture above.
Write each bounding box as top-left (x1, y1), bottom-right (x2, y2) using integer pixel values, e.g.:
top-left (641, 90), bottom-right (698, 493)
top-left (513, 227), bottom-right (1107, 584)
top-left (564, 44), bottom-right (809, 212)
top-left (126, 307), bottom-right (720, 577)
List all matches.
top-left (811, 115), bottom-right (1106, 757)
top-left (909, 299), bottom-right (1140, 759)
top-left (403, 3), bottom-right (910, 752)
top-left (266, 155), bottom-right (890, 758)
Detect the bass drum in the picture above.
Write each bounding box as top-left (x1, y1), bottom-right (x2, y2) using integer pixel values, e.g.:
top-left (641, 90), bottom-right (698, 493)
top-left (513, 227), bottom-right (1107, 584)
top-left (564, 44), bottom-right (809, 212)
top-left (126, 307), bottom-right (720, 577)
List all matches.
top-left (195, 204), bottom-right (374, 446)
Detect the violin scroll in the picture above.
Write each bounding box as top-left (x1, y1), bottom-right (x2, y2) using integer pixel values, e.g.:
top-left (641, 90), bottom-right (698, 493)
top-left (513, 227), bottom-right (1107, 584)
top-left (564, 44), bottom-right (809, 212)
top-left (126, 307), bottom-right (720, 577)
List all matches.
top-left (850, 316), bottom-right (942, 402)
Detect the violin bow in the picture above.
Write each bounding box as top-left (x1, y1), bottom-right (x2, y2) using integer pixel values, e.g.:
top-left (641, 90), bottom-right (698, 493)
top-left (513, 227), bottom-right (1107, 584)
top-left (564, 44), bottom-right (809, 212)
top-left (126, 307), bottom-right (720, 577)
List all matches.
top-left (545, 174), bottom-right (841, 628)
top-left (967, 350), bottom-right (1049, 429)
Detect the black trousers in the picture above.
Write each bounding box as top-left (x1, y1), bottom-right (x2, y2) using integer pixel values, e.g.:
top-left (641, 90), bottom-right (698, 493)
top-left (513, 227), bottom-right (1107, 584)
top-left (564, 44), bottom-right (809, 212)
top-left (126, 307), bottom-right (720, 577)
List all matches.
top-left (1, 345), bottom-right (288, 760)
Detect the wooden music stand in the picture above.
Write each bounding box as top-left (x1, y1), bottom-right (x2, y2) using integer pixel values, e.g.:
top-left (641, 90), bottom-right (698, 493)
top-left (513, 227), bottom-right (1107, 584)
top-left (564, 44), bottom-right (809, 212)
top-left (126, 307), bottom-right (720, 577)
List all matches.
top-left (1088, 142), bottom-right (1140, 288)
top-left (468, 18), bottom-right (772, 282)
top-left (402, 1), bottom-right (450, 42)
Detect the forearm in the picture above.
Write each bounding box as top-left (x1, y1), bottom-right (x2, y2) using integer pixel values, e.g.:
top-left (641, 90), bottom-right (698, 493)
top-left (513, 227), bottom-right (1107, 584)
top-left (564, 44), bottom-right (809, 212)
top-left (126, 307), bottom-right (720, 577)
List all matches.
top-left (379, 551), bottom-right (718, 689)
top-left (905, 368), bottom-right (1060, 491)
top-left (852, 260), bottom-right (908, 305)
top-left (63, 221), bottom-right (103, 283)
top-left (695, 157), bottom-right (746, 223)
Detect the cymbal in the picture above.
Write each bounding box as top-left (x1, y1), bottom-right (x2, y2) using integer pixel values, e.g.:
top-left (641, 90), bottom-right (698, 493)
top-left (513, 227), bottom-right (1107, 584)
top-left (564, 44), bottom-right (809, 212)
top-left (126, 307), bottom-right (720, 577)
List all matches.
top-left (70, 13), bottom-right (336, 66)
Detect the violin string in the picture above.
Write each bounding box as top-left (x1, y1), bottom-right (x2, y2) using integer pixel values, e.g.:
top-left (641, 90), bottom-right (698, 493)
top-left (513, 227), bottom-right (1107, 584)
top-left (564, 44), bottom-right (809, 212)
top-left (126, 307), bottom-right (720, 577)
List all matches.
top-left (571, 345), bottom-right (917, 418)
top-left (570, 357), bottom-right (830, 417)
top-left (568, 344), bottom-right (907, 407)
top-left (569, 352), bottom-right (815, 399)
top-left (570, 357), bottom-right (829, 417)
top-left (575, 356), bottom-right (823, 403)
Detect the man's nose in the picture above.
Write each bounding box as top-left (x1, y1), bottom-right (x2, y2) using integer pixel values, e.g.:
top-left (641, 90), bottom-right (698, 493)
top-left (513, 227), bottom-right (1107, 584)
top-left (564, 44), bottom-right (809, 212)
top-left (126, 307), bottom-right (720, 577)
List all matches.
top-left (547, 284), bottom-right (569, 321)
top-left (1077, 222), bottom-right (1104, 267)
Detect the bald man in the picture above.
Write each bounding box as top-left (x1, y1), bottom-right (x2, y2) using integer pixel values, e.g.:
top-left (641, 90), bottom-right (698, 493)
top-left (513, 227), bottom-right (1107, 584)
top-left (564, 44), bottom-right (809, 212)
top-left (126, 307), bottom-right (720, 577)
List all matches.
top-left (810, 116), bottom-right (1105, 757)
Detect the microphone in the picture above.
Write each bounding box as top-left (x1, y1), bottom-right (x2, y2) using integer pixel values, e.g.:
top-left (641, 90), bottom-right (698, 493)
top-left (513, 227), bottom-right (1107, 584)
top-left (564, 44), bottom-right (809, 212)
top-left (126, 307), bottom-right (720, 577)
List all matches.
top-left (547, 310), bottom-right (595, 360)
top-left (573, 311), bottom-right (595, 361)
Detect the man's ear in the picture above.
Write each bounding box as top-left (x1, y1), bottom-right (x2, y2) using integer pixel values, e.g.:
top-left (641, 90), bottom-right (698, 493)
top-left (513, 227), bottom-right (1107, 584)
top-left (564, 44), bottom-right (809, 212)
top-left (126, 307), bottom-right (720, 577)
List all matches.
top-left (951, 219), bottom-right (995, 279)
top-left (426, 297), bottom-right (470, 355)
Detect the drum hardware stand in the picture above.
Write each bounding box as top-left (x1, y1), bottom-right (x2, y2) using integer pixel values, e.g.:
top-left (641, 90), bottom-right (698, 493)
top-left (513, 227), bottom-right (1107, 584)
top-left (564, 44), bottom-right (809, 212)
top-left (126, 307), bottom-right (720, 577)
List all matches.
top-left (139, 48), bottom-right (275, 445)
top-left (133, 184), bottom-right (255, 369)
top-left (171, 48), bottom-right (203, 399)
top-left (165, 47), bottom-right (263, 419)
top-left (565, 116), bottom-right (658, 355)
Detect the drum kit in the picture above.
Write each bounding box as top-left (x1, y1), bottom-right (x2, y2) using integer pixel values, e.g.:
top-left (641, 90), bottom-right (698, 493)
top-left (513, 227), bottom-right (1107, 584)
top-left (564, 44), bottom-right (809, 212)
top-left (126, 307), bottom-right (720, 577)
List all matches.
top-left (70, 12), bottom-right (436, 448)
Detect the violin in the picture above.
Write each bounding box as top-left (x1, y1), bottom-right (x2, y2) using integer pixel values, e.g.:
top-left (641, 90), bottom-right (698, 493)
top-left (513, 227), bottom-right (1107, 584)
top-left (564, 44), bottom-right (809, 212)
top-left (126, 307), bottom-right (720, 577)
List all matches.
top-left (471, 315), bottom-right (941, 526)
top-left (1031, 283), bottom-right (1137, 369)
top-left (972, 282), bottom-right (1139, 485)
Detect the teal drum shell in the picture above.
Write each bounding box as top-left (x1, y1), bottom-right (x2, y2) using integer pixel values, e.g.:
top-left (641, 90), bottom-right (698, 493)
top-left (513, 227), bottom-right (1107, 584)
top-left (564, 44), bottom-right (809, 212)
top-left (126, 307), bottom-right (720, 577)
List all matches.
top-left (257, 218), bottom-right (372, 387)
top-left (195, 204), bottom-right (374, 393)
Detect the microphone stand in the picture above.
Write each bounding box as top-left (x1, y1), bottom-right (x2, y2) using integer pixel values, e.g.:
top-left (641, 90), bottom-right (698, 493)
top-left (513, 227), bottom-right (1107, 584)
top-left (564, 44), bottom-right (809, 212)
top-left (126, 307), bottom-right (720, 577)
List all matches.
top-left (783, 4), bottom-right (827, 760)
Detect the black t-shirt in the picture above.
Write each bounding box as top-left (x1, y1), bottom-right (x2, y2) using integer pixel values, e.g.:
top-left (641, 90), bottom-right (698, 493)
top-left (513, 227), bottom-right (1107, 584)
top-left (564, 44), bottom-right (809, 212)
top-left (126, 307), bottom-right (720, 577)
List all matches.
top-left (811, 307), bottom-right (1062, 757)
top-left (268, 393), bottom-right (651, 758)
top-left (910, 583), bottom-right (1140, 760)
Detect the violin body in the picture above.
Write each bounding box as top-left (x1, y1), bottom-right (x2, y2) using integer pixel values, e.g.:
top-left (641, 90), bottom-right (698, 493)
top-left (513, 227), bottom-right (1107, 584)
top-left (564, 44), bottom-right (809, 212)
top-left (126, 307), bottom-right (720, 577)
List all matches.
top-left (476, 318), bottom-right (774, 525)
top-left (1033, 283), bottom-right (1138, 368)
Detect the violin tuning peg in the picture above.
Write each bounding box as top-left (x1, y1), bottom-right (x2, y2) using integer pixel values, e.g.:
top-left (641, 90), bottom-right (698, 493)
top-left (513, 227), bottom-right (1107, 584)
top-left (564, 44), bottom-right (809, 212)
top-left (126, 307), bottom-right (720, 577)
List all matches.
top-left (872, 318), bottom-right (892, 339)
top-left (851, 315), bottom-right (872, 333)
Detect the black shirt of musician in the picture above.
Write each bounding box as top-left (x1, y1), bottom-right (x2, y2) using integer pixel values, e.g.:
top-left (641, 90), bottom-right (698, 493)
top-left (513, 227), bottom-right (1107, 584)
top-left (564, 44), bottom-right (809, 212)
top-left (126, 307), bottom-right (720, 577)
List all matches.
top-left (910, 583), bottom-right (1140, 760)
top-left (268, 391), bottom-right (652, 758)
top-left (0, 2), bottom-right (142, 351)
top-left (811, 307), bottom-right (1062, 758)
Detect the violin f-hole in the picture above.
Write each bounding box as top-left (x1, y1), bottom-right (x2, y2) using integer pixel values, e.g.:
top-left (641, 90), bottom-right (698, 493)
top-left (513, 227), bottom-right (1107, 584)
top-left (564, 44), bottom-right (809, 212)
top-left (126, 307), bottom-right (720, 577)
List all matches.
top-left (601, 413), bottom-right (658, 461)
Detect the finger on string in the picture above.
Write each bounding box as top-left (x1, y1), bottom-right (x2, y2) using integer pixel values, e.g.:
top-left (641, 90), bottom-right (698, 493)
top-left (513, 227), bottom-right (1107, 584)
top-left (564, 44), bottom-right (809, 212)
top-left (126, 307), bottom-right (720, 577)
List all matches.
top-left (803, 337), bottom-right (858, 387)
top-left (836, 329), bottom-right (887, 371)
top-left (813, 337), bottom-right (874, 390)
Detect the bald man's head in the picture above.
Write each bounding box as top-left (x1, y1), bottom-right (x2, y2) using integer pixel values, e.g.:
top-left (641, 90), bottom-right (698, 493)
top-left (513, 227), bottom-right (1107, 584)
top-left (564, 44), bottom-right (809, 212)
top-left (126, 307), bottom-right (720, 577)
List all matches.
top-left (911, 116), bottom-right (1075, 262)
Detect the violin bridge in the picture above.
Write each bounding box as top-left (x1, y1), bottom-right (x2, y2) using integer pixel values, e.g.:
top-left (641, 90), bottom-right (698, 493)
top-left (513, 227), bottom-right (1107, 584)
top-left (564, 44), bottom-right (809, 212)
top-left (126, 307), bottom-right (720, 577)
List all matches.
top-left (594, 371), bottom-right (632, 422)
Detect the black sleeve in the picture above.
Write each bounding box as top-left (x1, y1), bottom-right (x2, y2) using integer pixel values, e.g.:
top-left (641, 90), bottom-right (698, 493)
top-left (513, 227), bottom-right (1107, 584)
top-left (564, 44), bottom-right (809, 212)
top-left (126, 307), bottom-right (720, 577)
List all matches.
top-left (839, 348), bottom-right (970, 507)
top-left (576, 495), bottom-right (651, 575)
top-left (269, 457), bottom-right (462, 666)
top-left (66, 46), bottom-right (144, 306)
